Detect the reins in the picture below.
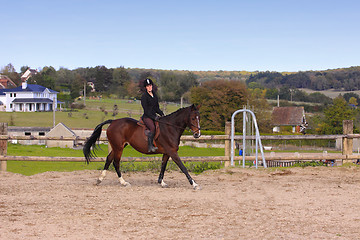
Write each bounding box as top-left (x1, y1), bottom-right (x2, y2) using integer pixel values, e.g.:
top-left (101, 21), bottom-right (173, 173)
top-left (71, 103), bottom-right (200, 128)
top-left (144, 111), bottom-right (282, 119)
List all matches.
top-left (156, 116), bottom-right (201, 133)
top-left (156, 118), bottom-right (187, 130)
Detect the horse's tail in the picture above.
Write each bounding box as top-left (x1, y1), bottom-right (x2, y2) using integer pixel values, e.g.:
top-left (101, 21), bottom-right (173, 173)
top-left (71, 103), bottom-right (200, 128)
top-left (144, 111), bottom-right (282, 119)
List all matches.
top-left (83, 119), bottom-right (113, 164)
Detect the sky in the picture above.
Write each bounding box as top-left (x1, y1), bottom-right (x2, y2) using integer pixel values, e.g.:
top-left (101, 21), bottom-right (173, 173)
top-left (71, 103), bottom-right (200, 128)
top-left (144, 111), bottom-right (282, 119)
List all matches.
top-left (2, 0), bottom-right (360, 73)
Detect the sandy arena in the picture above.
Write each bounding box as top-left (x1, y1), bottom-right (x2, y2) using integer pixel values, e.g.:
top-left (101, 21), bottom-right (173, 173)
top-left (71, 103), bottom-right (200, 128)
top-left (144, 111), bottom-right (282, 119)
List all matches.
top-left (1, 166), bottom-right (360, 240)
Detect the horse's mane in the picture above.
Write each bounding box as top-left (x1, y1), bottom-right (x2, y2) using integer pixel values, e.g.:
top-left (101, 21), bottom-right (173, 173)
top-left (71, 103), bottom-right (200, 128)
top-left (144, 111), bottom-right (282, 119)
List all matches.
top-left (161, 105), bottom-right (191, 121)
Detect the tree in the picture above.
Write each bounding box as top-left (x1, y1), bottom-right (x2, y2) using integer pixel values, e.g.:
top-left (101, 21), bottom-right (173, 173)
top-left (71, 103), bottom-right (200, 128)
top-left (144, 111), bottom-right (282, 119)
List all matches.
top-left (138, 71), bottom-right (153, 82)
top-left (126, 80), bottom-right (141, 99)
top-left (343, 92), bottom-right (360, 104)
top-left (112, 66), bottom-right (131, 97)
top-left (93, 66), bottom-right (113, 92)
top-left (20, 66), bottom-right (29, 75)
top-left (247, 82), bottom-right (263, 89)
top-left (190, 80), bottom-right (249, 131)
top-left (0, 63), bottom-right (21, 86)
top-left (28, 66), bottom-right (56, 89)
top-left (248, 88), bottom-right (272, 133)
top-left (279, 86), bottom-right (291, 100)
top-left (70, 74), bottom-right (85, 100)
top-left (160, 71), bottom-right (198, 102)
top-left (56, 68), bottom-right (75, 86)
top-left (265, 88), bottom-right (279, 100)
top-left (349, 97), bottom-right (358, 106)
top-left (307, 92), bottom-right (332, 104)
top-left (316, 96), bottom-right (356, 134)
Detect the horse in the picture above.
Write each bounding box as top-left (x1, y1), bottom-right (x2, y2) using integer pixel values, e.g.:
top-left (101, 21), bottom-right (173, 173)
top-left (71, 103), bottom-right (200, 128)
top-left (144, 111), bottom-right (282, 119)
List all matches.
top-left (83, 104), bottom-right (202, 190)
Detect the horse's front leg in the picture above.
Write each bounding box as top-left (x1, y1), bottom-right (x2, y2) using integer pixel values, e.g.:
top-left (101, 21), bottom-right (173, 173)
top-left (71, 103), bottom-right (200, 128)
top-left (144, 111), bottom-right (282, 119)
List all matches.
top-left (158, 154), bottom-right (170, 188)
top-left (170, 153), bottom-right (201, 190)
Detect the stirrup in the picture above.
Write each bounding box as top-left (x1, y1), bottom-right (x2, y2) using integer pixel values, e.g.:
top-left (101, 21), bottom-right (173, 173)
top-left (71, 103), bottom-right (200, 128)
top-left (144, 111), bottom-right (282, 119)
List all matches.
top-left (148, 146), bottom-right (158, 153)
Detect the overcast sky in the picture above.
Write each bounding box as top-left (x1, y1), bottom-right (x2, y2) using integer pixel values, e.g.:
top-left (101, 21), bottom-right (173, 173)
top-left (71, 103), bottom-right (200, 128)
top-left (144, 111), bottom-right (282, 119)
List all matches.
top-left (2, 0), bottom-right (359, 72)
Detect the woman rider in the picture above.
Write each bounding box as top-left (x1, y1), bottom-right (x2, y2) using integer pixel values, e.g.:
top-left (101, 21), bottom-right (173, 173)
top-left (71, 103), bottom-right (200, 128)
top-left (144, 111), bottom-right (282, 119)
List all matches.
top-left (140, 78), bottom-right (164, 152)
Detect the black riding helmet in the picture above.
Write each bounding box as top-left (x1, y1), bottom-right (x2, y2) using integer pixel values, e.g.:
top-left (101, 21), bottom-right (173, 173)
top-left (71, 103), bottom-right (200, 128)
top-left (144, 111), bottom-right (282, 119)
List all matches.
top-left (143, 78), bottom-right (153, 87)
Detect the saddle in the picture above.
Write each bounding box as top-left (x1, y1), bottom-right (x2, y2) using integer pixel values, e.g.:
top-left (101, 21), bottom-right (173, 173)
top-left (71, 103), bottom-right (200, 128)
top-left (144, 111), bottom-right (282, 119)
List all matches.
top-left (137, 119), bottom-right (160, 142)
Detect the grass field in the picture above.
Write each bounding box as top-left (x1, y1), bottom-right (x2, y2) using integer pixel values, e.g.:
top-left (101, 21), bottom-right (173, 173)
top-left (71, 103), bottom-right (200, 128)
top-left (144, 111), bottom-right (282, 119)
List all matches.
top-left (299, 88), bottom-right (360, 99)
top-left (6, 143), bottom-right (225, 176)
top-left (0, 98), bottom-right (183, 128)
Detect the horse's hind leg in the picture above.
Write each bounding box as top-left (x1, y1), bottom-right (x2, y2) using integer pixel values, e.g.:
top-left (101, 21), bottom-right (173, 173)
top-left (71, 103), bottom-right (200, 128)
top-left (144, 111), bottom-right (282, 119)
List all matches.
top-left (158, 154), bottom-right (170, 188)
top-left (113, 149), bottom-right (131, 187)
top-left (97, 151), bottom-right (114, 185)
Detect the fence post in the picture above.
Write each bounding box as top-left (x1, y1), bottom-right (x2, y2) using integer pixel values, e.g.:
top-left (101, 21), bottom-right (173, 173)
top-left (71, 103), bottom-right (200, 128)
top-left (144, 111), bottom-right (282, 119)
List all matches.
top-left (342, 120), bottom-right (353, 164)
top-left (0, 123), bottom-right (8, 172)
top-left (224, 121), bottom-right (231, 167)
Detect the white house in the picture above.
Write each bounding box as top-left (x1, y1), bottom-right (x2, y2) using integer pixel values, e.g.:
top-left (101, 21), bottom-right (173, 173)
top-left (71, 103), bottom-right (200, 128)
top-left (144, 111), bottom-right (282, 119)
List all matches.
top-left (0, 82), bottom-right (59, 112)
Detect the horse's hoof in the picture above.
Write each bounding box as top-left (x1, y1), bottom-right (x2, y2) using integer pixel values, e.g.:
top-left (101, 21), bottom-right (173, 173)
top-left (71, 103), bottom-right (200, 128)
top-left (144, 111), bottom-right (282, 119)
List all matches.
top-left (96, 179), bottom-right (102, 185)
top-left (192, 180), bottom-right (201, 190)
top-left (159, 180), bottom-right (168, 188)
top-left (193, 184), bottom-right (202, 191)
top-left (123, 182), bottom-right (131, 187)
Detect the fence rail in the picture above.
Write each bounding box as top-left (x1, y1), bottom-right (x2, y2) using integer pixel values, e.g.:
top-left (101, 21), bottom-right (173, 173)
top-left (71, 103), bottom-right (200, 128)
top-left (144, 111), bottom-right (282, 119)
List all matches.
top-left (2, 134), bottom-right (360, 141)
top-left (1, 119), bottom-right (360, 172)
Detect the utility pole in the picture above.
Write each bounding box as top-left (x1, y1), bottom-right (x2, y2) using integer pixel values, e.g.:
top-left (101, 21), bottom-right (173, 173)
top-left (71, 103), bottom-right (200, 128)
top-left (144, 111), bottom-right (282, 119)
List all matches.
top-left (83, 82), bottom-right (86, 106)
top-left (53, 97), bottom-right (56, 128)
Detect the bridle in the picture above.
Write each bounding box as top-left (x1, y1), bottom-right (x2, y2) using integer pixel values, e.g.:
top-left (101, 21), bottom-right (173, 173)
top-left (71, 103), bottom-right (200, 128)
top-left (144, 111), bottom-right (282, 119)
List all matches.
top-left (188, 115), bottom-right (201, 135)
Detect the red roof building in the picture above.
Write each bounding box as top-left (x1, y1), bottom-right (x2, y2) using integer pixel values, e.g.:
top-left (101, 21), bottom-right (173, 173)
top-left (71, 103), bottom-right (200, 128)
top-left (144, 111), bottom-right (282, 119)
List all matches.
top-left (272, 106), bottom-right (307, 133)
top-left (0, 75), bottom-right (17, 89)
top-left (21, 69), bottom-right (38, 82)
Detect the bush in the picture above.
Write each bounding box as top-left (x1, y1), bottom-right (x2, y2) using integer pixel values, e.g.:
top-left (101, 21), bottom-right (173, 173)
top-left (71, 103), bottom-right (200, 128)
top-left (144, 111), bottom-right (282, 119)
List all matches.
top-left (70, 102), bottom-right (85, 109)
top-left (292, 161), bottom-right (325, 168)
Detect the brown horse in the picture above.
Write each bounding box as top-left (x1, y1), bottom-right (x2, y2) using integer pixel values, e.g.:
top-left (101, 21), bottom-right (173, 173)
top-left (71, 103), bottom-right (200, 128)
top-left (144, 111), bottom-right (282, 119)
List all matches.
top-left (83, 104), bottom-right (201, 190)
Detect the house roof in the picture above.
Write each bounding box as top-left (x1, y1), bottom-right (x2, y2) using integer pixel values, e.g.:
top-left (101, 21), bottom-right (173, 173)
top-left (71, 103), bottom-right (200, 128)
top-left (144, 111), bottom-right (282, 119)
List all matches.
top-left (46, 123), bottom-right (76, 137)
top-left (272, 107), bottom-right (305, 126)
top-left (8, 126), bottom-right (51, 132)
top-left (12, 98), bottom-right (54, 103)
top-left (0, 75), bottom-right (17, 89)
top-left (21, 69), bottom-right (38, 82)
top-left (0, 84), bottom-right (58, 94)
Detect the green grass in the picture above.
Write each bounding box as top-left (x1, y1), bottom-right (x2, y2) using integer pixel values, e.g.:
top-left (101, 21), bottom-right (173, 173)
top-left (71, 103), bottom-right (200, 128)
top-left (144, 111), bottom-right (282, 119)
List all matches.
top-left (7, 161), bottom-right (106, 176)
top-left (0, 98), bottom-right (183, 128)
top-left (7, 144), bottom-right (224, 157)
top-left (263, 149), bottom-right (341, 154)
top-left (5, 143), bottom-right (225, 175)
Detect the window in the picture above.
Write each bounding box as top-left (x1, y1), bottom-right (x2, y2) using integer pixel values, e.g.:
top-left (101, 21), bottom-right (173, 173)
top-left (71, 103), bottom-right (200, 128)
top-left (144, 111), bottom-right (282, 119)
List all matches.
top-left (25, 132), bottom-right (31, 136)
top-left (14, 93), bottom-right (16, 97)
top-left (39, 132), bottom-right (45, 144)
top-left (10, 104), bottom-right (12, 108)
top-left (10, 93), bottom-right (12, 97)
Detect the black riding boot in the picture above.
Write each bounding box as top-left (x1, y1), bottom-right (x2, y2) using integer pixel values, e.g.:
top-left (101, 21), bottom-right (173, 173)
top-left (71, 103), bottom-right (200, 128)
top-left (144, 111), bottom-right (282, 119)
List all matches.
top-left (147, 132), bottom-right (158, 153)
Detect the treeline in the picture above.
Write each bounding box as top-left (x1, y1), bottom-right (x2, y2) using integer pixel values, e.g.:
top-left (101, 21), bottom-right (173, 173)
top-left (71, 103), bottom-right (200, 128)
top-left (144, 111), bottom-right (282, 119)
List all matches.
top-left (246, 66), bottom-right (360, 91)
top-left (3, 63), bottom-right (360, 107)
top-left (0, 64), bottom-right (199, 105)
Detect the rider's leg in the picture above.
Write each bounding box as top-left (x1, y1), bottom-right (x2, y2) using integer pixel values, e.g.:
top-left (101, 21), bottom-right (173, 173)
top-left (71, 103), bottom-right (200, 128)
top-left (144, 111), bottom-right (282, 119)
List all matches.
top-left (143, 117), bottom-right (158, 152)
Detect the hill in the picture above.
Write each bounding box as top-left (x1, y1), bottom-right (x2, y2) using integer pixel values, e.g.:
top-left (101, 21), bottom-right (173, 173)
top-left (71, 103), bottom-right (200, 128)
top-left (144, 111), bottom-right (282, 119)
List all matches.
top-left (246, 66), bottom-right (360, 91)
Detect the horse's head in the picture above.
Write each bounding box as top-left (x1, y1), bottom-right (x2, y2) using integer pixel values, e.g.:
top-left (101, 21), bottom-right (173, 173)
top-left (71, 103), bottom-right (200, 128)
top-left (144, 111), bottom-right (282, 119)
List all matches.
top-left (188, 104), bottom-right (201, 138)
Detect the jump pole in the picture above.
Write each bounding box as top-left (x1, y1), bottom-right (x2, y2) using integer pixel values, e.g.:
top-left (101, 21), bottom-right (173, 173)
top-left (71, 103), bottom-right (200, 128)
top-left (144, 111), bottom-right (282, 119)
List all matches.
top-left (230, 109), bottom-right (266, 168)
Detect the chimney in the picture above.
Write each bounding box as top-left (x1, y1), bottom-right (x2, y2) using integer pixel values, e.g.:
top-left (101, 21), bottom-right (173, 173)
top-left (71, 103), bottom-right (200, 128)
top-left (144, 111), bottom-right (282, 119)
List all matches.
top-left (22, 81), bottom-right (27, 89)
